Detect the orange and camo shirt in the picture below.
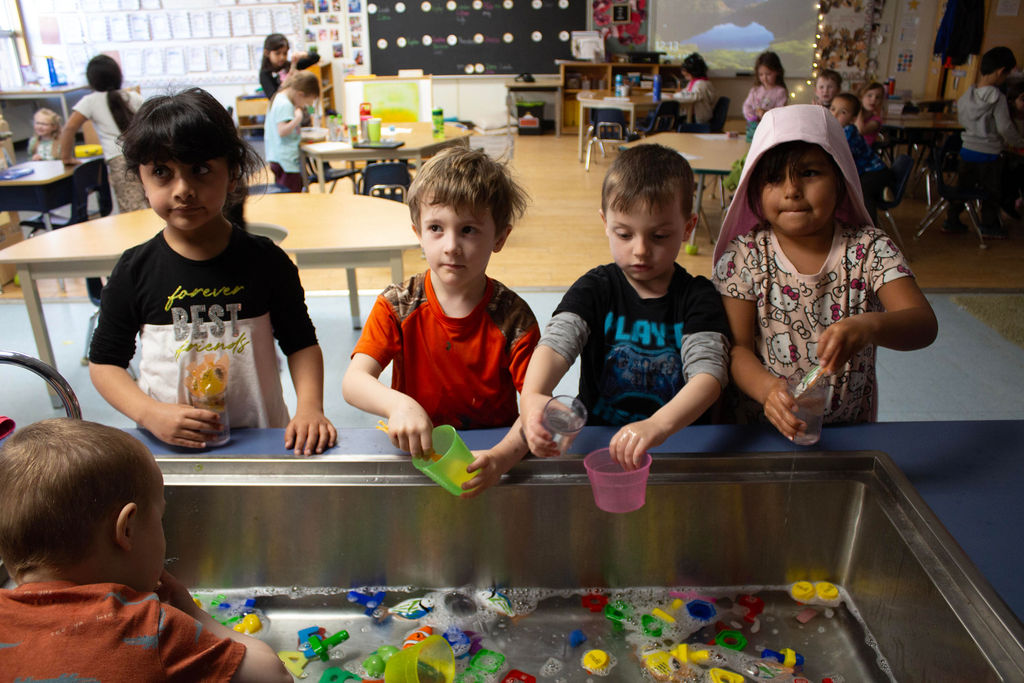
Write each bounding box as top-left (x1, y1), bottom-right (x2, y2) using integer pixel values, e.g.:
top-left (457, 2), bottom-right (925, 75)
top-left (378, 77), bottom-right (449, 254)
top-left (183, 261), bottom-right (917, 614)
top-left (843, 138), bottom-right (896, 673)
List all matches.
top-left (352, 271), bottom-right (539, 429)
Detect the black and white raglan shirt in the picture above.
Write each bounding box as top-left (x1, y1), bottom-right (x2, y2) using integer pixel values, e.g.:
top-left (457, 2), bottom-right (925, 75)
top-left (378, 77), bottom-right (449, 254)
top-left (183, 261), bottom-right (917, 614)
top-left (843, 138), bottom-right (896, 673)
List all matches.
top-left (89, 226), bottom-right (318, 429)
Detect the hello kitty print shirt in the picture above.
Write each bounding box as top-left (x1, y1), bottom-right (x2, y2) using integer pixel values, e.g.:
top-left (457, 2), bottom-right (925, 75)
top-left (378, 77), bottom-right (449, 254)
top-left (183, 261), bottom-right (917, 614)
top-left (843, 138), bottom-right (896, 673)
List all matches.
top-left (714, 222), bottom-right (912, 424)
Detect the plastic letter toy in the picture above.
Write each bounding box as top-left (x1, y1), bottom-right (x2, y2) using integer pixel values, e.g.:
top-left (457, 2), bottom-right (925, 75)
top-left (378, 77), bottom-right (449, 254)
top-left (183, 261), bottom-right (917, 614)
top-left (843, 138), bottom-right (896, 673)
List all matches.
top-left (319, 668), bottom-right (361, 683)
top-left (278, 651), bottom-right (309, 678)
top-left (503, 671), bottom-right (535, 683)
top-left (581, 593), bottom-right (608, 613)
top-left (709, 668), bottom-right (744, 683)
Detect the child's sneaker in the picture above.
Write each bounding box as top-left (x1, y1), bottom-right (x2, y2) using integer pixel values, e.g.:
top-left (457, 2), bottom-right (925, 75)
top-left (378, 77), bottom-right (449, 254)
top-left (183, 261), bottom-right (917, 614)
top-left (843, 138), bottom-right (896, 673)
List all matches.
top-left (882, 186), bottom-right (896, 203)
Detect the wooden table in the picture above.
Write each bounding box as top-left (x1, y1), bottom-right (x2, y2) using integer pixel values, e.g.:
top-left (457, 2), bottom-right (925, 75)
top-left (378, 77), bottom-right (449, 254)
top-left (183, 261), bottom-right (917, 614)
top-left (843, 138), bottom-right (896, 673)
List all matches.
top-left (880, 112), bottom-right (962, 132)
top-left (576, 93), bottom-right (660, 162)
top-left (622, 132), bottom-right (750, 252)
top-left (300, 122), bottom-right (472, 193)
top-left (0, 193), bottom-right (417, 400)
top-left (0, 83), bottom-right (91, 122)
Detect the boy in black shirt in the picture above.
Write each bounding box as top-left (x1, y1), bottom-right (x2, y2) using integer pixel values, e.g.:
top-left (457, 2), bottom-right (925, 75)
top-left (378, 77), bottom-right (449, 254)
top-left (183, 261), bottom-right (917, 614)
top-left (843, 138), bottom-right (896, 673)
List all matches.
top-left (522, 144), bottom-right (731, 468)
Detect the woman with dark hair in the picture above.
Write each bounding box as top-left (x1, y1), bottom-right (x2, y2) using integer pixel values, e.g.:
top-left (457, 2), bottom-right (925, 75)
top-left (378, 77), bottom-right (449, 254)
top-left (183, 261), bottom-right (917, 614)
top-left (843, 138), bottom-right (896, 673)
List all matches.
top-left (58, 55), bottom-right (148, 212)
top-left (673, 53), bottom-right (717, 124)
top-left (259, 33), bottom-right (318, 100)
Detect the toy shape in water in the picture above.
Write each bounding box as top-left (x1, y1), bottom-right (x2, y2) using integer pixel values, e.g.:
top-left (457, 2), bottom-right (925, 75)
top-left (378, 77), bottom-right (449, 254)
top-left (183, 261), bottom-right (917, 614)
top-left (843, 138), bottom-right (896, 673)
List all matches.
top-left (402, 625), bottom-right (434, 649)
top-left (477, 588), bottom-right (514, 616)
top-left (390, 596), bottom-right (435, 620)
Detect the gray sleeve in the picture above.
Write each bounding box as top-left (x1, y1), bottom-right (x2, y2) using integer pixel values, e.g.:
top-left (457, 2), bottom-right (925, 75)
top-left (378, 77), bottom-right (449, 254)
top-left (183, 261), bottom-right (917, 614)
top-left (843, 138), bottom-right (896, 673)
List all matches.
top-left (681, 330), bottom-right (731, 389)
top-left (538, 311), bottom-right (589, 365)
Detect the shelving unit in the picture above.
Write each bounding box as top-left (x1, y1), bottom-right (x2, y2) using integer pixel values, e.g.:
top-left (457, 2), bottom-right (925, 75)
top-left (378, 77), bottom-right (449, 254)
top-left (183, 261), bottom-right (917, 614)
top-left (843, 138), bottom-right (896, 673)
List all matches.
top-left (308, 61), bottom-right (335, 116)
top-left (234, 60), bottom-right (334, 137)
top-left (558, 61), bottom-right (684, 131)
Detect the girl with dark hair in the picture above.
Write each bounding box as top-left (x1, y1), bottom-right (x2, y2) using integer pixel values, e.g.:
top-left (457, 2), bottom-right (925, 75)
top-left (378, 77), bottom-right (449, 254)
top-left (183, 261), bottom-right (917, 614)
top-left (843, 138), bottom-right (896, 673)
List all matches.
top-left (89, 87), bottom-right (336, 456)
top-left (741, 51), bottom-right (788, 141)
top-left (58, 54), bottom-right (147, 212)
top-left (673, 52), bottom-right (717, 125)
top-left (259, 33), bottom-right (318, 100)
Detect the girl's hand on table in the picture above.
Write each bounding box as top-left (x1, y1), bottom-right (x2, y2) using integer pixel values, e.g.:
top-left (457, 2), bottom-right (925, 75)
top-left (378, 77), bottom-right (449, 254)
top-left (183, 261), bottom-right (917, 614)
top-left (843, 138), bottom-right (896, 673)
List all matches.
top-left (763, 377), bottom-right (803, 441)
top-left (285, 410), bottom-right (337, 455)
top-left (140, 402), bottom-right (221, 449)
top-left (386, 397), bottom-right (434, 458)
top-left (609, 418), bottom-right (666, 470)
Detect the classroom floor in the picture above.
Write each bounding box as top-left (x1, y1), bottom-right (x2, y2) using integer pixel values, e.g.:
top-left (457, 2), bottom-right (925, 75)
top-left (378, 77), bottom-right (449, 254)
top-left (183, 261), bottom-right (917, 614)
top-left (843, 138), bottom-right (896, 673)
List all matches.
top-left (2, 130), bottom-right (1022, 432)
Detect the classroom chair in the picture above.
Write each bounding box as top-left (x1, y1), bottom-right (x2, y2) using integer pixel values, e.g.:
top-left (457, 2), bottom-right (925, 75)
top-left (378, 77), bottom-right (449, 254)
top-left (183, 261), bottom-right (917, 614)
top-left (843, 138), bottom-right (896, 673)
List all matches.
top-left (585, 109), bottom-right (629, 171)
top-left (304, 157), bottom-right (360, 193)
top-left (708, 97), bottom-right (730, 134)
top-left (875, 154), bottom-right (912, 252)
top-left (360, 161), bottom-right (412, 202)
top-left (676, 122), bottom-right (711, 133)
top-left (635, 100), bottom-right (679, 135)
top-left (915, 133), bottom-right (989, 248)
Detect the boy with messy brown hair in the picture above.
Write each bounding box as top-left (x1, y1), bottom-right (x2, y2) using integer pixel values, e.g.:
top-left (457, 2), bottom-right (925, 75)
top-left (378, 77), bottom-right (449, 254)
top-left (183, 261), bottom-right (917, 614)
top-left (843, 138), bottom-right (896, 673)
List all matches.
top-left (343, 146), bottom-right (540, 497)
top-left (0, 418), bottom-right (289, 682)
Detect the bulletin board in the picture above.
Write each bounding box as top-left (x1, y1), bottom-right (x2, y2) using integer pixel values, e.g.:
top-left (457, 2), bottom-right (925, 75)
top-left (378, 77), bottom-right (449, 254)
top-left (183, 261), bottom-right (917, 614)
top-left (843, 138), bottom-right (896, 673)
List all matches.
top-left (21, 0), bottom-right (303, 88)
top-left (367, 0), bottom-right (586, 76)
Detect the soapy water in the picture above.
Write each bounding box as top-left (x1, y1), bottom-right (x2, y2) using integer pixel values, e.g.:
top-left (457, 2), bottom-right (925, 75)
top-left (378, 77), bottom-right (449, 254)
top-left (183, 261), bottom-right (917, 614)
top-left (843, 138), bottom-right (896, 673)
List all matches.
top-left (191, 584), bottom-right (896, 682)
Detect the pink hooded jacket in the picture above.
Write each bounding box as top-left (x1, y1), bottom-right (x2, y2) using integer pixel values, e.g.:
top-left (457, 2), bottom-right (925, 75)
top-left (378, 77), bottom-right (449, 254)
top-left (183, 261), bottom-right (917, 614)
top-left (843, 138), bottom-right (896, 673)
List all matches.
top-left (712, 104), bottom-right (873, 266)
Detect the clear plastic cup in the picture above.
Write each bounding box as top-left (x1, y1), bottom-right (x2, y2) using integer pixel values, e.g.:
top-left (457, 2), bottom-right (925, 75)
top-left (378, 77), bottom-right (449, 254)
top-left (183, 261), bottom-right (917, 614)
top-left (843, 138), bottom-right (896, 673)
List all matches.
top-left (541, 395), bottom-right (587, 454)
top-left (584, 448), bottom-right (652, 513)
top-left (787, 372), bottom-right (831, 445)
top-left (186, 387), bottom-right (229, 447)
top-left (412, 425), bottom-right (477, 497)
top-left (384, 634), bottom-right (455, 683)
top-left (368, 117), bottom-right (382, 142)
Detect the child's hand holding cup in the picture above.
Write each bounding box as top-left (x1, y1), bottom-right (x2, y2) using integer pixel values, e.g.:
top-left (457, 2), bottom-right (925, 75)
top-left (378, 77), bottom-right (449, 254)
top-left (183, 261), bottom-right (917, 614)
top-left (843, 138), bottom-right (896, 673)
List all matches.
top-left (541, 395), bottom-right (587, 455)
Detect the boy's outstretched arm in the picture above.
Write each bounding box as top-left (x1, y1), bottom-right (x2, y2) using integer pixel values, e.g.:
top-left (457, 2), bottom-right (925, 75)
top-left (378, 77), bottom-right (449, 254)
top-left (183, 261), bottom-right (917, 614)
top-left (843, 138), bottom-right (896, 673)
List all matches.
top-left (156, 570), bottom-right (290, 683)
top-left (89, 362), bottom-right (221, 449)
top-left (342, 352), bottom-right (434, 457)
top-left (285, 344), bottom-right (337, 456)
top-left (520, 345), bottom-right (572, 458)
top-left (721, 296), bottom-right (803, 439)
top-left (608, 331), bottom-right (730, 469)
top-left (816, 277), bottom-right (937, 375)
top-left (461, 416), bottom-right (530, 498)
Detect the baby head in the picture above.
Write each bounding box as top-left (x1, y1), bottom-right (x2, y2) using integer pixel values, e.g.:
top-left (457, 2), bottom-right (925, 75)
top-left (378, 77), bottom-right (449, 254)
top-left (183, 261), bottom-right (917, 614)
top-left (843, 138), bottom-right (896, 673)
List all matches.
top-left (0, 419), bottom-right (165, 592)
top-left (829, 92), bottom-right (861, 128)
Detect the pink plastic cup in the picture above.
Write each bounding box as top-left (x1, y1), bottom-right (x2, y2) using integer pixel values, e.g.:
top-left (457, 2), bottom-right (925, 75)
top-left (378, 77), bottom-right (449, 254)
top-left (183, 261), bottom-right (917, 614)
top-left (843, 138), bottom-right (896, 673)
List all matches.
top-left (584, 448), bottom-right (652, 513)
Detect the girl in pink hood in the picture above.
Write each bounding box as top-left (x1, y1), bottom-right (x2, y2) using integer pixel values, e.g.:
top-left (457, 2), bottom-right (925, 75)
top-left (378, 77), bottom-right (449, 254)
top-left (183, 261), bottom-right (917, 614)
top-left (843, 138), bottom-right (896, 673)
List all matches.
top-left (712, 105), bottom-right (937, 440)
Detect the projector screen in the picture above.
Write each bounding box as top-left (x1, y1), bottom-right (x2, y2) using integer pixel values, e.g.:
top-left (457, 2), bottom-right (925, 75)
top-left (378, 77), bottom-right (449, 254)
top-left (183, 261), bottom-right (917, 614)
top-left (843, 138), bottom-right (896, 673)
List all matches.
top-left (652, 0), bottom-right (816, 78)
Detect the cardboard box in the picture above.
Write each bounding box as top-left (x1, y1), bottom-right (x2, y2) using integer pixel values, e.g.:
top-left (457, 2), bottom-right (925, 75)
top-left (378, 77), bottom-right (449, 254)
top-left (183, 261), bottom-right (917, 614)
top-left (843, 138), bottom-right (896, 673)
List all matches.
top-left (0, 212), bottom-right (24, 286)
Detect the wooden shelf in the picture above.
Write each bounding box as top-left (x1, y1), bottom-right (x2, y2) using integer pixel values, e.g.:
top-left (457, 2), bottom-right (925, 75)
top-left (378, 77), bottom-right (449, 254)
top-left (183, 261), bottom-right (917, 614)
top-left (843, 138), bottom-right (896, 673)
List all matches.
top-left (558, 61), bottom-right (684, 130)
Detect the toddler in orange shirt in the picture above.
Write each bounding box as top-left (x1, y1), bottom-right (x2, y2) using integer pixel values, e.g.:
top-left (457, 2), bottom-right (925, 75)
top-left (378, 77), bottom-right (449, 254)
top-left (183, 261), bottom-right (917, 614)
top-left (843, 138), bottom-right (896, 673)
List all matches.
top-left (0, 419), bottom-right (288, 683)
top-left (342, 147), bottom-right (539, 497)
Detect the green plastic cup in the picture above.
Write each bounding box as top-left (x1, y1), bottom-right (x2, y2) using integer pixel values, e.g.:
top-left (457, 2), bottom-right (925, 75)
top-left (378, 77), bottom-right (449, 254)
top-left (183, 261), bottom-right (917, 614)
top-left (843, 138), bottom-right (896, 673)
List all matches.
top-left (367, 117), bottom-right (382, 142)
top-left (412, 425), bottom-right (477, 496)
top-left (384, 634), bottom-right (455, 683)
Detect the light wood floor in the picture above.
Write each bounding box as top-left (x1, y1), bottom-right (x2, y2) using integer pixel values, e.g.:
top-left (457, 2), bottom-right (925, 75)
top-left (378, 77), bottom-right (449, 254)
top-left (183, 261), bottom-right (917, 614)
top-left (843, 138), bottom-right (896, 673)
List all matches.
top-left (4, 131), bottom-right (1023, 301)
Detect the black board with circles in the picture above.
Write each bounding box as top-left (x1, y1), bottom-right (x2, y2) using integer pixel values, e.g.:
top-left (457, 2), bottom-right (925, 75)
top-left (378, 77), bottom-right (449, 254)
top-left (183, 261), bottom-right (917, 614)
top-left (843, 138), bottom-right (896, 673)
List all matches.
top-left (367, 0), bottom-right (586, 75)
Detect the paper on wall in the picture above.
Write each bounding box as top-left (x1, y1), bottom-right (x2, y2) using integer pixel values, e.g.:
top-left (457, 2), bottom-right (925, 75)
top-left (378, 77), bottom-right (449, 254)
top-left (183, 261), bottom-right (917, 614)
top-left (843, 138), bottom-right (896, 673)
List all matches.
top-left (252, 8), bottom-right (273, 34)
top-left (109, 15), bottom-right (131, 42)
top-left (229, 43), bottom-right (251, 71)
top-left (165, 47), bottom-right (186, 75)
top-left (231, 9), bottom-right (252, 36)
top-left (272, 8), bottom-right (294, 33)
top-left (150, 13), bottom-right (172, 41)
top-left (143, 47), bottom-right (164, 76)
top-left (190, 11), bottom-right (211, 39)
top-left (186, 45), bottom-right (207, 72)
top-left (130, 14), bottom-right (151, 41)
top-left (210, 10), bottom-right (231, 38)
top-left (169, 11), bottom-right (191, 39)
top-left (208, 45), bottom-right (229, 72)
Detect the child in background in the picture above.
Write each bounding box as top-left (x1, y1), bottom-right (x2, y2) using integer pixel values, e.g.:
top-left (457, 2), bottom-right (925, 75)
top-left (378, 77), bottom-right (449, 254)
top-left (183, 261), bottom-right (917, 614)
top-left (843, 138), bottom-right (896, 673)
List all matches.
top-left (259, 33), bottom-right (319, 101)
top-left (521, 144), bottom-right (731, 469)
top-left (742, 51), bottom-right (788, 142)
top-left (0, 418), bottom-right (290, 683)
top-left (1003, 80), bottom-right (1024, 218)
top-left (342, 147), bottom-right (538, 497)
top-left (89, 88), bottom-right (336, 455)
top-left (58, 55), bottom-right (148, 212)
top-left (673, 52), bottom-right (717, 125)
top-left (28, 108), bottom-right (61, 160)
top-left (856, 81), bottom-right (886, 147)
top-left (263, 71), bottom-right (319, 192)
top-left (814, 69), bottom-right (842, 108)
top-left (712, 105), bottom-right (936, 441)
top-left (944, 46), bottom-right (1024, 239)
top-left (830, 92), bottom-right (895, 226)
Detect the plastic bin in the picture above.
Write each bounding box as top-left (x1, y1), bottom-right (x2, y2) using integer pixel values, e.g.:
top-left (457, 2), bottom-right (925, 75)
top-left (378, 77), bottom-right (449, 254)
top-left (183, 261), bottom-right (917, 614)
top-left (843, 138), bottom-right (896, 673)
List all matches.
top-left (516, 101), bottom-right (545, 135)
